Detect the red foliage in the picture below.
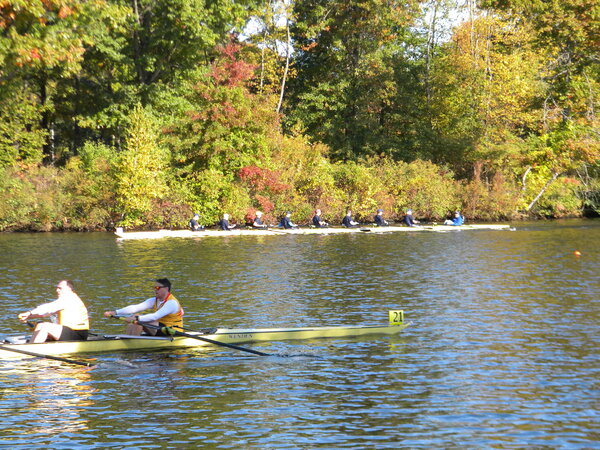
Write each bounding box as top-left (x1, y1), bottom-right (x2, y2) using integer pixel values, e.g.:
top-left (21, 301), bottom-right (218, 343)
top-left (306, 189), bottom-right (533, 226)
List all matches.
top-left (244, 197), bottom-right (275, 224)
top-left (255, 195), bottom-right (274, 213)
top-left (239, 166), bottom-right (289, 194)
top-left (209, 41), bottom-right (256, 87)
top-left (186, 110), bottom-right (207, 121)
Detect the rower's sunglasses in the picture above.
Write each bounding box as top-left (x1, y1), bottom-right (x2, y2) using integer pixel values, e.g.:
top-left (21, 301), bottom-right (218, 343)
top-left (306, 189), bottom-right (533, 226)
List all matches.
top-left (154, 285), bottom-right (166, 290)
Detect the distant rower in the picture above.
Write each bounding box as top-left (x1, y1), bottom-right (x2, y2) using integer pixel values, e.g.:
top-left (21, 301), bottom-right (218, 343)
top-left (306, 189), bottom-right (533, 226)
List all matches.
top-left (342, 210), bottom-right (359, 228)
top-left (219, 213), bottom-right (237, 230)
top-left (252, 211), bottom-right (268, 229)
top-left (312, 209), bottom-right (329, 228)
top-left (280, 212), bottom-right (298, 229)
top-left (374, 209), bottom-right (389, 227)
top-left (402, 209), bottom-right (420, 227)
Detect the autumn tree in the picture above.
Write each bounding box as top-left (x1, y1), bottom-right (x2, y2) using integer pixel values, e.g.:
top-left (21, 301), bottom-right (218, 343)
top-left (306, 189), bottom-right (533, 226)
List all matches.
top-left (114, 105), bottom-right (169, 227)
top-left (478, 0), bottom-right (599, 213)
top-left (161, 42), bottom-right (279, 221)
top-left (429, 13), bottom-right (544, 172)
top-left (0, 0), bottom-right (127, 161)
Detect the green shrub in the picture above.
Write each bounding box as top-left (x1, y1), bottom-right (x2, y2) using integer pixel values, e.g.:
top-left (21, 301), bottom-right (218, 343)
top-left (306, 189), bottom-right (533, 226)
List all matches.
top-left (533, 177), bottom-right (583, 218)
top-left (0, 167), bottom-right (37, 231)
top-left (114, 105), bottom-right (169, 228)
top-left (0, 165), bottom-right (69, 231)
top-left (463, 167), bottom-right (520, 220)
top-left (332, 161), bottom-right (393, 222)
top-left (50, 141), bottom-right (123, 230)
top-left (377, 159), bottom-right (460, 221)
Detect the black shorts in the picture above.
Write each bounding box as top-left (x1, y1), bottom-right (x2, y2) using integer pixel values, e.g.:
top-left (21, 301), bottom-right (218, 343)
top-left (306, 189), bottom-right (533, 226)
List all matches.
top-left (58, 326), bottom-right (89, 341)
top-left (153, 323), bottom-right (170, 337)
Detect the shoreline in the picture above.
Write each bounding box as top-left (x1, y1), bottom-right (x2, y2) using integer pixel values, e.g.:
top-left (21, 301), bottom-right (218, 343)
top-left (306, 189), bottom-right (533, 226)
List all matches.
top-left (1, 216), bottom-right (598, 234)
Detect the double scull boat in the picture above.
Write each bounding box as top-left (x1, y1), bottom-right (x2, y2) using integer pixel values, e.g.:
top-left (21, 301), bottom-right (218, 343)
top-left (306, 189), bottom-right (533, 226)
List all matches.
top-left (1, 311), bottom-right (410, 360)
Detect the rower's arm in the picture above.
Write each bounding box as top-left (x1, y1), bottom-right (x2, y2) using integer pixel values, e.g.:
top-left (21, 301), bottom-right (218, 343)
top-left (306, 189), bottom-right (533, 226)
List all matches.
top-left (28, 298), bottom-right (66, 317)
top-left (114, 298), bottom-right (155, 316)
top-left (137, 299), bottom-right (179, 322)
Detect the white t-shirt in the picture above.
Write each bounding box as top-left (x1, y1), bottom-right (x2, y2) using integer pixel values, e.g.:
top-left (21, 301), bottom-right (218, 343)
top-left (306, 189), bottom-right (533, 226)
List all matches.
top-left (30, 291), bottom-right (83, 316)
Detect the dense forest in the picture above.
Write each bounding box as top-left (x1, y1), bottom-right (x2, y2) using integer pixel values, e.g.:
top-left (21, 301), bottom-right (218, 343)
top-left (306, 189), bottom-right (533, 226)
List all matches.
top-left (0, 0), bottom-right (598, 231)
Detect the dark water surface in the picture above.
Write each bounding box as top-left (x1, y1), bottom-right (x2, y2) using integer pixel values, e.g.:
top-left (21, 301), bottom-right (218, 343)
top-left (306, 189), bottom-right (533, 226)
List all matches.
top-left (1, 220), bottom-right (598, 448)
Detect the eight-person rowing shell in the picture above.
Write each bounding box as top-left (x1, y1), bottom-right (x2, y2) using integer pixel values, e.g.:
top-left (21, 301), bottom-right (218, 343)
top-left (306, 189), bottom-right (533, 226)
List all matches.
top-left (183, 207), bottom-right (473, 231)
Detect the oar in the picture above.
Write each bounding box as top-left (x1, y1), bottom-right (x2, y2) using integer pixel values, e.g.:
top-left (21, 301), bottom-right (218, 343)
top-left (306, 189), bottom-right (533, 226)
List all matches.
top-left (0, 344), bottom-right (95, 367)
top-left (267, 228), bottom-right (288, 235)
top-left (139, 321), bottom-right (271, 357)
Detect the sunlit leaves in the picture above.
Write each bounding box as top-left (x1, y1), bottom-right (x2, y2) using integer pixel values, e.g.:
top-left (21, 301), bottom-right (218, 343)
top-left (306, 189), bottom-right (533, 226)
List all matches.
top-left (0, 0), bottom-right (112, 75)
top-left (114, 105), bottom-right (169, 226)
top-left (0, 82), bottom-right (46, 166)
top-left (430, 14), bottom-right (544, 170)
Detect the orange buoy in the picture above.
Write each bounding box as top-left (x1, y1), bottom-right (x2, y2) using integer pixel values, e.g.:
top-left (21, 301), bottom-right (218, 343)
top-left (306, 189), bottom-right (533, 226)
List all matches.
top-left (574, 250), bottom-right (581, 256)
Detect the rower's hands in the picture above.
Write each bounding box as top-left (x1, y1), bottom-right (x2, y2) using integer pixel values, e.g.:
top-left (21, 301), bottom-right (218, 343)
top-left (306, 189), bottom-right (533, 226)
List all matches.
top-left (104, 311), bottom-right (138, 323)
top-left (18, 311), bottom-right (31, 322)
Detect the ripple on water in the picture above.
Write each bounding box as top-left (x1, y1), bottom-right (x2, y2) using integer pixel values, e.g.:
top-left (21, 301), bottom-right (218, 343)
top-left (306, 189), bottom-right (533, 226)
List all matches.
top-left (1, 222), bottom-right (599, 448)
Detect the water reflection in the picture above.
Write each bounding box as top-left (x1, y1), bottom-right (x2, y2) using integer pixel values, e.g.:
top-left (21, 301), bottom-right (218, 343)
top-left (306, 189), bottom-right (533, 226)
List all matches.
top-left (0, 362), bottom-right (95, 444)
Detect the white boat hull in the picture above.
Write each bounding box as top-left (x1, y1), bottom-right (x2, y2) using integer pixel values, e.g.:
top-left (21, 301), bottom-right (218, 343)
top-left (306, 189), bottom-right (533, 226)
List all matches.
top-left (115, 224), bottom-right (511, 240)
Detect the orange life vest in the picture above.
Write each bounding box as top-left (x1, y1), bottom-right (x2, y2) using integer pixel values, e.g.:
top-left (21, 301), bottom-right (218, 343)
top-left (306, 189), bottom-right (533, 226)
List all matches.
top-left (154, 293), bottom-right (184, 329)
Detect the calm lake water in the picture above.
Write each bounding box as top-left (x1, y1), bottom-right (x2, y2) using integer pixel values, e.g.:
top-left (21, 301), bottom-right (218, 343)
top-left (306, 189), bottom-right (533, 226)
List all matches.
top-left (1, 220), bottom-right (598, 448)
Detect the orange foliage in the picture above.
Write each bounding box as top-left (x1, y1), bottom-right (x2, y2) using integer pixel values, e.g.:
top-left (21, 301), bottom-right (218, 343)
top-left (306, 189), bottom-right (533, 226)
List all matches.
top-left (301, 42), bottom-right (318, 51)
top-left (58, 6), bottom-right (74, 18)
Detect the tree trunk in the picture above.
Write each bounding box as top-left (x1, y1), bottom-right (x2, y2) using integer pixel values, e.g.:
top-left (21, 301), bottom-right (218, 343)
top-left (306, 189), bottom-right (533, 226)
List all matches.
top-left (39, 76), bottom-right (55, 163)
top-left (276, 17), bottom-right (291, 114)
top-left (424, 0), bottom-right (439, 103)
top-left (521, 166), bottom-right (532, 194)
top-left (131, 0), bottom-right (144, 85)
top-left (526, 171), bottom-right (560, 212)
